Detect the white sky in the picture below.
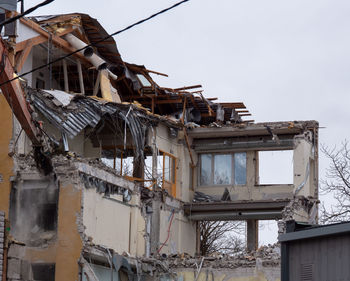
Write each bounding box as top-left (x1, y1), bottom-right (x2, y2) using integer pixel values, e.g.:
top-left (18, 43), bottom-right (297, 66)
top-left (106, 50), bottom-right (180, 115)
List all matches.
top-left (24, 0), bottom-right (350, 245)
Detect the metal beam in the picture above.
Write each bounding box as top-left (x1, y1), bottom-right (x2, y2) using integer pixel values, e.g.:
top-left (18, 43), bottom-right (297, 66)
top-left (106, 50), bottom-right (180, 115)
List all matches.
top-left (188, 211), bottom-right (282, 221)
top-left (193, 139), bottom-right (295, 152)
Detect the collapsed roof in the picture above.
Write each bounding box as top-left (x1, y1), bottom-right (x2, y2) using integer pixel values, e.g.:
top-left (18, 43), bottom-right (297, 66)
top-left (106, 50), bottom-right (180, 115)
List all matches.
top-left (27, 13), bottom-right (252, 126)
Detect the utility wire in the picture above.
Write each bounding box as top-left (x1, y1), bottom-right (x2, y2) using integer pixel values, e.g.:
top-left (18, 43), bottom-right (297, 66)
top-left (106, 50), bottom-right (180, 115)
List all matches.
top-left (0, 0), bottom-right (189, 87)
top-left (0, 0), bottom-right (54, 27)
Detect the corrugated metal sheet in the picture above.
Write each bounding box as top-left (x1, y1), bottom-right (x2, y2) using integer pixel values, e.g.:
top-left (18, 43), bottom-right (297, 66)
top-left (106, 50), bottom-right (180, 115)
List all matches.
top-left (28, 89), bottom-right (153, 160)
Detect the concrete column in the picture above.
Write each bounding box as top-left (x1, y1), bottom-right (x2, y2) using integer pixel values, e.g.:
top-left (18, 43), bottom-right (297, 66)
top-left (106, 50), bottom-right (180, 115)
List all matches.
top-left (247, 219), bottom-right (258, 252)
top-left (150, 192), bottom-right (161, 254)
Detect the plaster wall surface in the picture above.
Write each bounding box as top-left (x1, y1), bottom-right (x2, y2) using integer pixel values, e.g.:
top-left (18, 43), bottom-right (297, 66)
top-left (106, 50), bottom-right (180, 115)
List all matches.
top-left (293, 138), bottom-right (313, 197)
top-left (83, 188), bottom-right (132, 254)
top-left (17, 21), bottom-right (40, 43)
top-left (158, 208), bottom-right (196, 255)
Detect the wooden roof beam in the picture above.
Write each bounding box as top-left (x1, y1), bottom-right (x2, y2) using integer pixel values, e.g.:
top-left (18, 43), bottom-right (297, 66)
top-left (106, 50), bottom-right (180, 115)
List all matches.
top-left (174, 84), bottom-right (202, 91)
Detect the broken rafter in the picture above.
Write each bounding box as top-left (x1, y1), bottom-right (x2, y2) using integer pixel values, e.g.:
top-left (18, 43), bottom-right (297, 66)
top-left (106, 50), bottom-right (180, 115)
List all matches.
top-left (0, 39), bottom-right (41, 145)
top-left (15, 40), bottom-right (33, 72)
top-left (174, 84), bottom-right (202, 91)
top-left (199, 92), bottom-right (214, 116)
top-left (144, 69), bottom-right (168, 77)
top-left (19, 18), bottom-right (90, 65)
top-left (219, 102), bottom-right (246, 109)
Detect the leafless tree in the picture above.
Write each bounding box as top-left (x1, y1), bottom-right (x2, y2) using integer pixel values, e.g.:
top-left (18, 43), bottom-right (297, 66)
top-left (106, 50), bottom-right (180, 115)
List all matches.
top-left (321, 141), bottom-right (350, 223)
top-left (199, 221), bottom-right (244, 256)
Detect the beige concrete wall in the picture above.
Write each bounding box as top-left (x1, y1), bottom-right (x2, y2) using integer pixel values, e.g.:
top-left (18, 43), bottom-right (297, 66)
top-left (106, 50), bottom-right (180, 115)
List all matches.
top-left (158, 207), bottom-right (196, 255)
top-left (173, 267), bottom-right (280, 281)
top-left (83, 188), bottom-right (131, 253)
top-left (83, 188), bottom-right (145, 256)
top-left (293, 137), bottom-right (314, 197)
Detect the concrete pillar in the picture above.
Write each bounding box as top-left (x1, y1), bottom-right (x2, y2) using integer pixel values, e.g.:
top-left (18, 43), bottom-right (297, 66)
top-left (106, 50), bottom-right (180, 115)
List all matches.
top-left (247, 219), bottom-right (258, 252)
top-left (150, 194), bottom-right (161, 254)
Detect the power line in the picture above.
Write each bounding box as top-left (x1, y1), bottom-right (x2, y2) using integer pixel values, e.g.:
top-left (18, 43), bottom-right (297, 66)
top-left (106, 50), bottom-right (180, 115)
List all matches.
top-left (0, 0), bottom-right (189, 87)
top-left (0, 0), bottom-right (55, 27)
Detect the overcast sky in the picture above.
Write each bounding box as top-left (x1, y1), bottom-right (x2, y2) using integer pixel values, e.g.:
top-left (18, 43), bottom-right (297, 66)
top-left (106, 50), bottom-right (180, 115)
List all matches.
top-left (24, 0), bottom-right (350, 244)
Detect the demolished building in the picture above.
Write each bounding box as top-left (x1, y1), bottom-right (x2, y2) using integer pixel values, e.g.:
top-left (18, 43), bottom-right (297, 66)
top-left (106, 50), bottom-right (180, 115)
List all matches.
top-left (0, 5), bottom-right (319, 281)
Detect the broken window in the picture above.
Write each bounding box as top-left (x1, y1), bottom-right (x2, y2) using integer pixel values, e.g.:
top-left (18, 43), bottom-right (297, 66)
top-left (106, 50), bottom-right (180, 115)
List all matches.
top-left (136, 73), bottom-right (152, 87)
top-left (31, 263), bottom-right (55, 281)
top-left (101, 148), bottom-right (133, 177)
top-left (82, 263), bottom-right (119, 281)
top-left (199, 152), bottom-right (247, 186)
top-left (9, 179), bottom-right (58, 245)
top-left (258, 150), bottom-right (293, 184)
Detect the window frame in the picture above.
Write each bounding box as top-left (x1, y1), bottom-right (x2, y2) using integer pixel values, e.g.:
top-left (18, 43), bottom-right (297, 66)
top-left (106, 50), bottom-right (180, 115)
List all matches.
top-left (198, 152), bottom-right (247, 187)
top-left (160, 150), bottom-right (177, 197)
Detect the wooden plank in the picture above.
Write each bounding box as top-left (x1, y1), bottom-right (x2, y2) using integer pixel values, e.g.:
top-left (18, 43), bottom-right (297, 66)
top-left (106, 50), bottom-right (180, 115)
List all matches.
top-left (220, 102), bottom-right (246, 109)
top-left (238, 113), bottom-right (252, 116)
top-left (63, 59), bottom-right (69, 92)
top-left (201, 113), bottom-right (217, 118)
top-left (183, 128), bottom-right (195, 167)
top-left (15, 26), bottom-right (76, 52)
top-left (0, 39), bottom-right (41, 145)
top-left (144, 68), bottom-right (168, 77)
top-left (174, 84), bottom-right (202, 91)
top-left (181, 97), bottom-right (187, 124)
top-left (15, 40), bottom-right (33, 72)
top-left (19, 18), bottom-right (89, 64)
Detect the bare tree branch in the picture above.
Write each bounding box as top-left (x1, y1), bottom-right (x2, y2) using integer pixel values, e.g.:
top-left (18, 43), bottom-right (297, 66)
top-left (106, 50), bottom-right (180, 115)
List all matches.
top-left (321, 141), bottom-right (350, 223)
top-left (199, 221), bottom-right (245, 256)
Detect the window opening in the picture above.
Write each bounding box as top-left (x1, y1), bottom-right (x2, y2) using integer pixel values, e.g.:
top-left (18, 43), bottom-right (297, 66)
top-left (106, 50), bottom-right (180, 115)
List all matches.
top-left (258, 150), bottom-right (293, 184)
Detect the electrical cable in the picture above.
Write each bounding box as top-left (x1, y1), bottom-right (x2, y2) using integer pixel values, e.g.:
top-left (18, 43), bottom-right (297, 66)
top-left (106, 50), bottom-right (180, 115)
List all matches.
top-left (0, 0), bottom-right (190, 87)
top-left (0, 0), bottom-right (54, 27)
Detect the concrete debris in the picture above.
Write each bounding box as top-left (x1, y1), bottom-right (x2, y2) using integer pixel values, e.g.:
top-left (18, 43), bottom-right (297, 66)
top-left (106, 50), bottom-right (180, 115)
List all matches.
top-left (142, 244), bottom-right (281, 270)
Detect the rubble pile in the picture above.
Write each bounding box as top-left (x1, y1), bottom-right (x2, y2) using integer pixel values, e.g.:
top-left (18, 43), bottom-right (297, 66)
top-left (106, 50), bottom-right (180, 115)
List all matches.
top-left (160, 244), bottom-right (280, 269)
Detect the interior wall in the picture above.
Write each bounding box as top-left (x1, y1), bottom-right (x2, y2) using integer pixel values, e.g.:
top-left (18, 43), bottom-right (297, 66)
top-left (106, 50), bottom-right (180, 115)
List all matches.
top-left (83, 188), bottom-right (145, 256)
top-left (158, 207), bottom-right (196, 256)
